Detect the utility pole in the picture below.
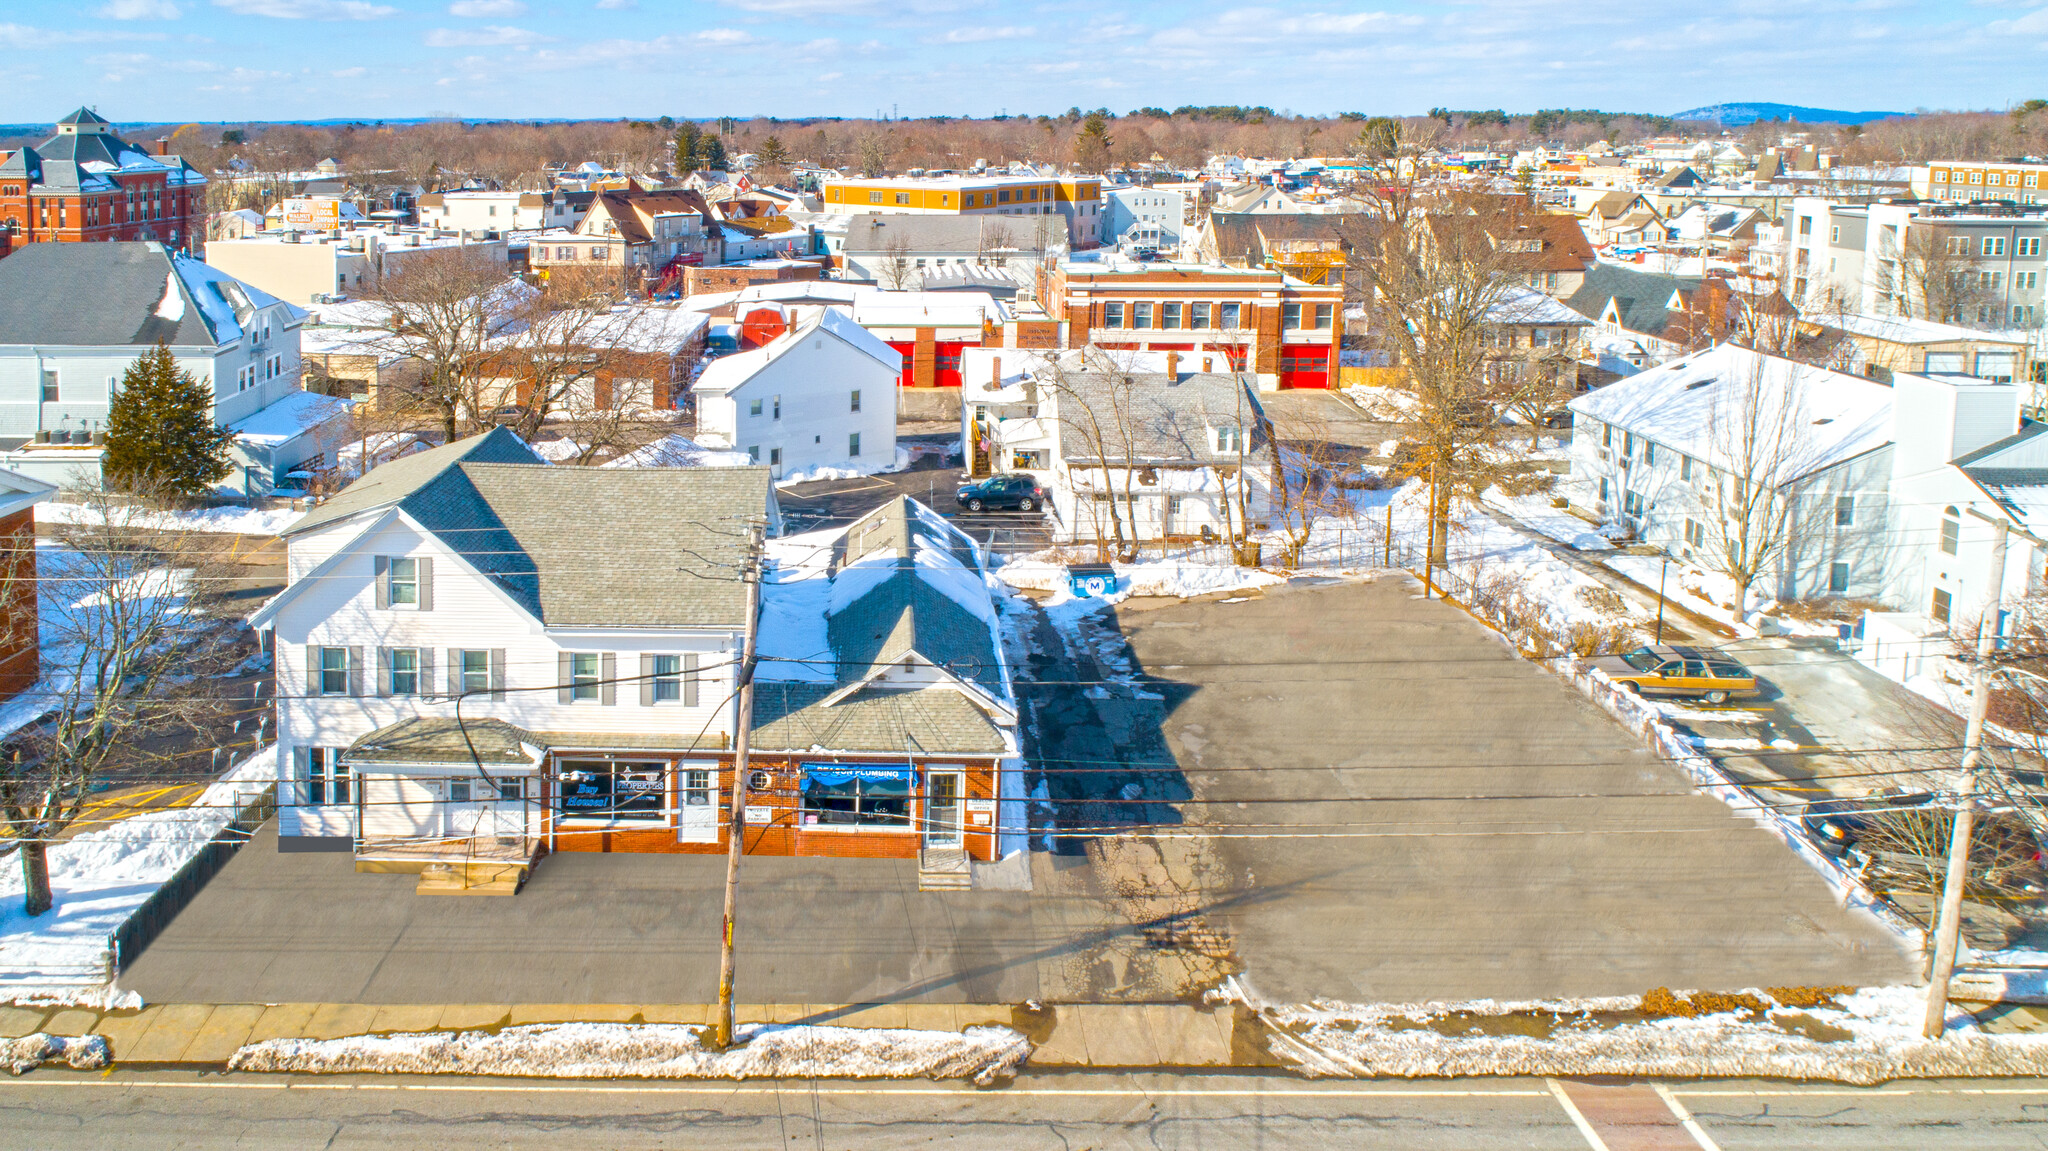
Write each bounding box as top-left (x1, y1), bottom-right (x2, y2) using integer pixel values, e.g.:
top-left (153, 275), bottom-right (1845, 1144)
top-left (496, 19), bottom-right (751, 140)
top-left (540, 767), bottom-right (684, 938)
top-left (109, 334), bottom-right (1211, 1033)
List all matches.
top-left (1924, 512), bottom-right (2013, 1038)
top-left (714, 523), bottom-right (765, 1049)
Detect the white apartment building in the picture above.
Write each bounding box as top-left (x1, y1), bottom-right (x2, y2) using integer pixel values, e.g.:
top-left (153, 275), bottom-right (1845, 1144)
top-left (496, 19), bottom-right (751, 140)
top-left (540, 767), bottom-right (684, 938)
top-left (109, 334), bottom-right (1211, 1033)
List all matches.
top-left (693, 307), bottom-right (901, 481)
top-left (1102, 186), bottom-right (1187, 256)
top-left (1782, 197), bottom-right (2046, 330)
top-left (205, 224), bottom-right (510, 304)
top-left (416, 190), bottom-right (589, 234)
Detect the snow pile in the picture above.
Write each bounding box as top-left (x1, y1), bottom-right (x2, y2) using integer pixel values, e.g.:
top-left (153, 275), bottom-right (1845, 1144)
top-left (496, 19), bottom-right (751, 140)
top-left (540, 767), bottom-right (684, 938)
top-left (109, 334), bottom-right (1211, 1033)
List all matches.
top-left (1260, 987), bottom-right (2048, 1085)
top-left (36, 501), bottom-right (300, 537)
top-left (5, 1033), bottom-right (110, 1076)
top-left (994, 555), bottom-right (1283, 604)
top-left (0, 747), bottom-right (277, 998)
top-left (228, 1022), bottom-right (1032, 1086)
top-left (602, 434), bottom-right (754, 470)
top-left (1481, 488), bottom-right (1614, 552)
top-left (776, 448), bottom-right (912, 487)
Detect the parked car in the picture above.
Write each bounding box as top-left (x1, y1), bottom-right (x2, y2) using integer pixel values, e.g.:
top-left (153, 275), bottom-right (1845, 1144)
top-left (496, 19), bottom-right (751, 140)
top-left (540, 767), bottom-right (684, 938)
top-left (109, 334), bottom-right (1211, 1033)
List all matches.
top-left (1799, 794), bottom-right (1933, 859)
top-left (955, 474), bottom-right (1046, 513)
top-left (1587, 643), bottom-right (1760, 703)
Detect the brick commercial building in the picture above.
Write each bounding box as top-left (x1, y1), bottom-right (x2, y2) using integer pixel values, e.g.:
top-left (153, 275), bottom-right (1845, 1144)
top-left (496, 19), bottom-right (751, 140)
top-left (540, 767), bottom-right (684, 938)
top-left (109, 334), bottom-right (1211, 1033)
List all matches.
top-left (0, 108), bottom-right (207, 254)
top-left (1036, 256), bottom-right (1344, 388)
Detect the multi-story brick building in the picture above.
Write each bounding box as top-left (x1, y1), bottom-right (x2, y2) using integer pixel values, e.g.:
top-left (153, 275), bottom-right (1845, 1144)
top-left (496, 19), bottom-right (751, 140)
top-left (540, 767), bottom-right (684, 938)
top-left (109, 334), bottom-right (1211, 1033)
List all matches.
top-left (0, 108), bottom-right (207, 254)
top-left (1035, 256), bottom-right (1344, 388)
top-left (1912, 161), bottom-right (2048, 205)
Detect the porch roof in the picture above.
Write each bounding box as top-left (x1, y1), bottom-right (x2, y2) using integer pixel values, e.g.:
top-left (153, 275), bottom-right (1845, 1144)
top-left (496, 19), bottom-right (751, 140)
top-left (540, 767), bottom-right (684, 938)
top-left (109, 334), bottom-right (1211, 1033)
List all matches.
top-left (343, 717), bottom-right (730, 768)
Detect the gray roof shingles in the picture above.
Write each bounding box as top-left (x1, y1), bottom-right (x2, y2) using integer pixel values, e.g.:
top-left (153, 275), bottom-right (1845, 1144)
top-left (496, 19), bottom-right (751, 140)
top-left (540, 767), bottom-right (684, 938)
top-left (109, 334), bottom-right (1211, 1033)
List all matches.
top-left (0, 242), bottom-right (221, 347)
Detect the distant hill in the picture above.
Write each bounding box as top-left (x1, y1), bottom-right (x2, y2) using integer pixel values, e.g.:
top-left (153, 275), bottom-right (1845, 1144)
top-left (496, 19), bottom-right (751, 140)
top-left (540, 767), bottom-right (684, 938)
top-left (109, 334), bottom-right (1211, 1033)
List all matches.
top-left (1674, 102), bottom-right (1906, 126)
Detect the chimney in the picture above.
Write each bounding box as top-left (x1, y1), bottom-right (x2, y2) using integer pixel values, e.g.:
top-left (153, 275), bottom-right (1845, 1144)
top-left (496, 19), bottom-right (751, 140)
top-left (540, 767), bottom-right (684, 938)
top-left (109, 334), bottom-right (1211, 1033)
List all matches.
top-left (155, 137), bottom-right (170, 157)
top-left (1165, 351), bottom-right (1179, 377)
top-left (991, 356), bottom-right (1002, 388)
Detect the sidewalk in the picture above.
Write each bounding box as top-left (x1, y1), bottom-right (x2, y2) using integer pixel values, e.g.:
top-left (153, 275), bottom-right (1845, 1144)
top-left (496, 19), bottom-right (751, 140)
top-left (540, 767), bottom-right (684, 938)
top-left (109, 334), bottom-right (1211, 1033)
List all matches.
top-left (0, 999), bottom-right (1246, 1069)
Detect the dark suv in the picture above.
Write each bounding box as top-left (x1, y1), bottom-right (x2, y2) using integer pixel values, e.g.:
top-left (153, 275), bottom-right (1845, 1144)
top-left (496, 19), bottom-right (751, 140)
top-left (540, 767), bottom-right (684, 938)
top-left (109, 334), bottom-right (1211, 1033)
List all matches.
top-left (955, 474), bottom-right (1046, 513)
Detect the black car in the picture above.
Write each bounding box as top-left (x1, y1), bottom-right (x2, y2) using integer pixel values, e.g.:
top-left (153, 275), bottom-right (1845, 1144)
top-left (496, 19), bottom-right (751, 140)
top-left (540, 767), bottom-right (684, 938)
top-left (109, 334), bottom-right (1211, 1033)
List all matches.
top-left (1799, 793), bottom-right (1934, 858)
top-left (956, 474), bottom-right (1046, 513)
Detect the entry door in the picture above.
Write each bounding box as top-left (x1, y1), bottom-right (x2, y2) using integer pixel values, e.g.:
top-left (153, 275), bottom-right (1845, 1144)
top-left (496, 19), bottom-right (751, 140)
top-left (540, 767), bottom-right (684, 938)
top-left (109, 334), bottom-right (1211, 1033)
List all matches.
top-left (677, 764), bottom-right (720, 843)
top-left (925, 772), bottom-right (963, 848)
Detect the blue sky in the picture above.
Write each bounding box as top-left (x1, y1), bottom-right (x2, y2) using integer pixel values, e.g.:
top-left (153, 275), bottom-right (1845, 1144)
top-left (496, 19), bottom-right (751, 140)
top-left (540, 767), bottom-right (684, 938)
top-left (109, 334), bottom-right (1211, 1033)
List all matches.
top-left (0, 0), bottom-right (2042, 124)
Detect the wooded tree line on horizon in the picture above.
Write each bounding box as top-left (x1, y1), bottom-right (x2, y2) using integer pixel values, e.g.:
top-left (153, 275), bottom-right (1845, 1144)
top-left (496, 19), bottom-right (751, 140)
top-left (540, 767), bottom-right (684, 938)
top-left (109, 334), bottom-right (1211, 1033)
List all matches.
top-left (13, 101), bottom-right (2038, 200)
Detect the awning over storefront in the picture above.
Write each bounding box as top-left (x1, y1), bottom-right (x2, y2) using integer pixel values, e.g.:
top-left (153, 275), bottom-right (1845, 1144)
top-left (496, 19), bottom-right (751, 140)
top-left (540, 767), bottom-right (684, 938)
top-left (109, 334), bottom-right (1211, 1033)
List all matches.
top-left (344, 717), bottom-right (541, 770)
top-left (802, 763), bottom-right (914, 786)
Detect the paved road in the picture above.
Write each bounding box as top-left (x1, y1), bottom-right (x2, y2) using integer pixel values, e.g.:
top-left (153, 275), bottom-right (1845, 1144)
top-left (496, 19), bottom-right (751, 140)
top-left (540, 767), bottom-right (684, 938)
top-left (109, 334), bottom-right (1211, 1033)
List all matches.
top-left (2, 1071), bottom-right (2044, 1149)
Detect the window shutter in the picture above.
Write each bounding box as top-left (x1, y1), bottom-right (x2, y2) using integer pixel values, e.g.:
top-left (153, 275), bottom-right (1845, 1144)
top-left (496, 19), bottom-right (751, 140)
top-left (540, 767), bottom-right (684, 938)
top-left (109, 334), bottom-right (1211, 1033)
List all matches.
top-left (376, 648), bottom-right (391, 698)
top-left (304, 645), bottom-right (320, 697)
top-left (558, 653), bottom-right (573, 705)
top-left (419, 648), bottom-right (435, 697)
top-left (348, 647), bottom-right (364, 697)
top-left (684, 654), bottom-right (699, 707)
top-left (373, 556), bottom-right (389, 609)
top-left (490, 649), bottom-right (506, 701)
top-left (639, 653), bottom-right (655, 707)
top-left (600, 653), bottom-right (617, 706)
top-left (447, 648), bottom-right (462, 697)
top-left (416, 556), bottom-right (434, 611)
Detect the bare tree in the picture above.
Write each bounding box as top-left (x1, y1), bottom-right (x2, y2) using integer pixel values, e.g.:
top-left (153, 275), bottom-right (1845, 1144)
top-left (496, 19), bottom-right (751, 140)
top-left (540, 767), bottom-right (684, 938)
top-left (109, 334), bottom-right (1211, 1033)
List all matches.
top-left (856, 133), bottom-right (892, 178)
top-left (1896, 226), bottom-right (2001, 327)
top-left (1695, 359), bottom-right (1827, 624)
top-left (363, 246), bottom-right (529, 442)
top-left (976, 220), bottom-right (1018, 266)
top-left (0, 484), bottom-right (240, 917)
top-left (877, 234), bottom-right (916, 291)
top-left (1340, 145), bottom-right (1547, 568)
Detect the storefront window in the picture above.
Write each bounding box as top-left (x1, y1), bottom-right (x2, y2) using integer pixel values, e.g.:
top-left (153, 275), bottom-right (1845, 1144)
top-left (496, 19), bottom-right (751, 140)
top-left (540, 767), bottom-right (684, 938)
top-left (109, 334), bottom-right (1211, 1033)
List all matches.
top-left (557, 759), bottom-right (665, 821)
top-left (800, 764), bottom-right (912, 827)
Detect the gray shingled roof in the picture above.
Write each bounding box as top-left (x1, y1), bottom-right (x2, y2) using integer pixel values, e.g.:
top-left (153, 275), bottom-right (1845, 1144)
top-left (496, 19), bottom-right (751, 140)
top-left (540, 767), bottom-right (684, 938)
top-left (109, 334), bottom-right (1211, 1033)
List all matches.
top-left (1052, 371), bottom-right (1272, 467)
top-left (0, 242), bottom-right (229, 347)
top-left (452, 462), bottom-right (769, 628)
top-left (281, 427), bottom-right (541, 538)
top-left (751, 682), bottom-right (1008, 755)
top-left (1563, 263), bottom-right (1700, 339)
top-left (826, 497), bottom-right (1004, 698)
top-left (840, 212), bottom-right (1054, 255)
top-left (284, 427), bottom-right (772, 628)
top-left (346, 717), bottom-right (535, 766)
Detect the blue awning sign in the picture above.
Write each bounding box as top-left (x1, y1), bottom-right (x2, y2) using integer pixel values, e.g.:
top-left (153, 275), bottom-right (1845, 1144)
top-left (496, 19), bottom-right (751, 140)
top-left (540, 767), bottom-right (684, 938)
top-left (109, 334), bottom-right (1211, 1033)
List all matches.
top-left (803, 763), bottom-right (914, 787)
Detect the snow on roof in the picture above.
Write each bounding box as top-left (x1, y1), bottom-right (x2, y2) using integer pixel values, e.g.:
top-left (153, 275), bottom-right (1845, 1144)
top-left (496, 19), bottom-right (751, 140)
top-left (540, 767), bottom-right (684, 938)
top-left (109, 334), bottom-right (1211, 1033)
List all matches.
top-left (678, 280), bottom-right (862, 316)
top-left (1484, 284), bottom-right (1593, 327)
top-left (694, 306), bottom-right (900, 394)
top-left (229, 391), bottom-right (353, 448)
top-left (850, 289), bottom-right (1006, 328)
top-left (1812, 312), bottom-right (2030, 347)
top-left (601, 433), bottom-right (753, 469)
top-left (1568, 343), bottom-right (1893, 483)
top-left (171, 254), bottom-right (303, 345)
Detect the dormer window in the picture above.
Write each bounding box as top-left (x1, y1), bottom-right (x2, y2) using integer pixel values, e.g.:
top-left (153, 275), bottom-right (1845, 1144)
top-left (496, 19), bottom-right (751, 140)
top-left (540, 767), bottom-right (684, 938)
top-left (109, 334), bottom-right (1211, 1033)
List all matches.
top-left (1212, 425), bottom-right (1243, 453)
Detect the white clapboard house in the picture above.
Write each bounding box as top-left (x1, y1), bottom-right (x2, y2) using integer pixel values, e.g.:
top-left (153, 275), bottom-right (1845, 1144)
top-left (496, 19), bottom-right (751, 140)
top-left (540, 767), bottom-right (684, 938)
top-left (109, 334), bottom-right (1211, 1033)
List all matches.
top-left (251, 427), bottom-right (780, 891)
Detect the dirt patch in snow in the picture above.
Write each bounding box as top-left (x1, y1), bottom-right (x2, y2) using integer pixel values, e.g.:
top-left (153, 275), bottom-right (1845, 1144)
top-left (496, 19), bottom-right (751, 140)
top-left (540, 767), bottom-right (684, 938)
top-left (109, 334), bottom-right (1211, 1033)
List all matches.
top-left (227, 1022), bottom-right (1032, 1086)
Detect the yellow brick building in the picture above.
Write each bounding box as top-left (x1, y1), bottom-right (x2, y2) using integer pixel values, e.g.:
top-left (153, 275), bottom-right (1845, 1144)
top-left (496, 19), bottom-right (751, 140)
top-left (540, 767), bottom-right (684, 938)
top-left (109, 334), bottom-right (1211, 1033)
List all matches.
top-left (821, 174), bottom-right (1104, 247)
top-left (1915, 162), bottom-right (2048, 204)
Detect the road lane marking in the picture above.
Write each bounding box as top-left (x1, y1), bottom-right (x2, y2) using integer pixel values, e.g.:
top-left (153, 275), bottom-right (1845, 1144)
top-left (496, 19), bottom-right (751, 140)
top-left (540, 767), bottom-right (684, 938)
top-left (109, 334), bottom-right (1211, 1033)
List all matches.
top-left (0, 1078), bottom-right (1551, 1098)
top-left (1653, 1084), bottom-right (1724, 1151)
top-left (1547, 1079), bottom-right (1614, 1151)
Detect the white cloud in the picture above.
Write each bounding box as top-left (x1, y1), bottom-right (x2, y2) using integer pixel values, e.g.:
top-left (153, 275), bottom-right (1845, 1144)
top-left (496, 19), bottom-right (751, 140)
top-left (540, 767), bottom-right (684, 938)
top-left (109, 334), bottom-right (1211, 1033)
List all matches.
top-left (424, 24), bottom-right (547, 46)
top-left (0, 21), bottom-right (167, 44)
top-left (722, 0), bottom-right (879, 12)
top-left (210, 0), bottom-right (398, 18)
top-left (694, 27), bottom-right (755, 44)
top-left (331, 65), bottom-right (367, 76)
top-left (448, 0), bottom-right (525, 14)
top-left (816, 70), bottom-right (842, 81)
top-left (593, 0), bottom-right (637, 7)
top-left (936, 25), bottom-right (1034, 42)
top-left (97, 0), bottom-right (182, 18)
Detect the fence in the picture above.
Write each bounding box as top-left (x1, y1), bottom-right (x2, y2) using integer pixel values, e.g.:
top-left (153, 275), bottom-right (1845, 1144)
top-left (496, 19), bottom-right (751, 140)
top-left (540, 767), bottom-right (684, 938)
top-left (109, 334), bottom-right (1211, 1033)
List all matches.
top-left (108, 784), bottom-right (277, 977)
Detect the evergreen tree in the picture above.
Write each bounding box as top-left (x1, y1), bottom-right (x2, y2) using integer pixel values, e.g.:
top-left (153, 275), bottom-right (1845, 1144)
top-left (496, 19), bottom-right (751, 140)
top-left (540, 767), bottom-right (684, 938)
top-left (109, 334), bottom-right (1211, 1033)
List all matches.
top-left (101, 344), bottom-right (236, 501)
top-left (695, 134), bottom-right (728, 171)
top-left (1073, 113), bottom-right (1113, 171)
top-left (673, 121), bottom-right (702, 172)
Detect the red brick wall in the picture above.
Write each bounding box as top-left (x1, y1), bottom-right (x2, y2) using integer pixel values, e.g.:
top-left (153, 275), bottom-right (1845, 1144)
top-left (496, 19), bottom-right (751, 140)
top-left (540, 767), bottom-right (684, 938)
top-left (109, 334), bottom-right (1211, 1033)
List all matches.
top-left (0, 508), bottom-right (38, 700)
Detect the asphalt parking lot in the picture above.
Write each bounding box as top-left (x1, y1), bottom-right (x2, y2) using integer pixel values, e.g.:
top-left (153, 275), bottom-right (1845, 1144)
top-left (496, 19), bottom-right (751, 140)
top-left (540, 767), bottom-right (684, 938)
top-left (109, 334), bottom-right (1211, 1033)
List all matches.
top-left (131, 576), bottom-right (1914, 1008)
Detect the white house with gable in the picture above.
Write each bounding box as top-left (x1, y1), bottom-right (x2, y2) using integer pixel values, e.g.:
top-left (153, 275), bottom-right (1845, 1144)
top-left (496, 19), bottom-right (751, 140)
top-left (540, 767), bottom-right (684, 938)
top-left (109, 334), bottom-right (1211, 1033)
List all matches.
top-left (693, 306), bottom-right (901, 481)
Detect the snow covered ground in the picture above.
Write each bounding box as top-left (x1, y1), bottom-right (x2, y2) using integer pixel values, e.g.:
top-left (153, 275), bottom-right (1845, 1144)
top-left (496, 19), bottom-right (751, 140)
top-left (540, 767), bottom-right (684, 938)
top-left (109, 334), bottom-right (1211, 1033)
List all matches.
top-left (0, 747), bottom-right (276, 1001)
top-left (1255, 985), bottom-right (2048, 1084)
top-left (776, 445), bottom-right (915, 487)
top-left (229, 1021), bottom-right (1032, 1085)
top-left (35, 501), bottom-right (299, 537)
top-left (993, 556), bottom-right (1284, 605)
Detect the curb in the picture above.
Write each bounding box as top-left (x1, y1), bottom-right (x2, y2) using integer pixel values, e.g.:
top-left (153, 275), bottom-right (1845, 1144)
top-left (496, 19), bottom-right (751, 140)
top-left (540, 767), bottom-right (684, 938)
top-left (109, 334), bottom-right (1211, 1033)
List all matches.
top-left (0, 1001), bottom-right (1250, 1070)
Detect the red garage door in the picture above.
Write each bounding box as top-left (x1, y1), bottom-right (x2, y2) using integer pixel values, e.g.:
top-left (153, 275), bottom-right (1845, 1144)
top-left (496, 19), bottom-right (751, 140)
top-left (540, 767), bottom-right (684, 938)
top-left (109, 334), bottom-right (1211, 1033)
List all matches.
top-left (1279, 346), bottom-right (1333, 389)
